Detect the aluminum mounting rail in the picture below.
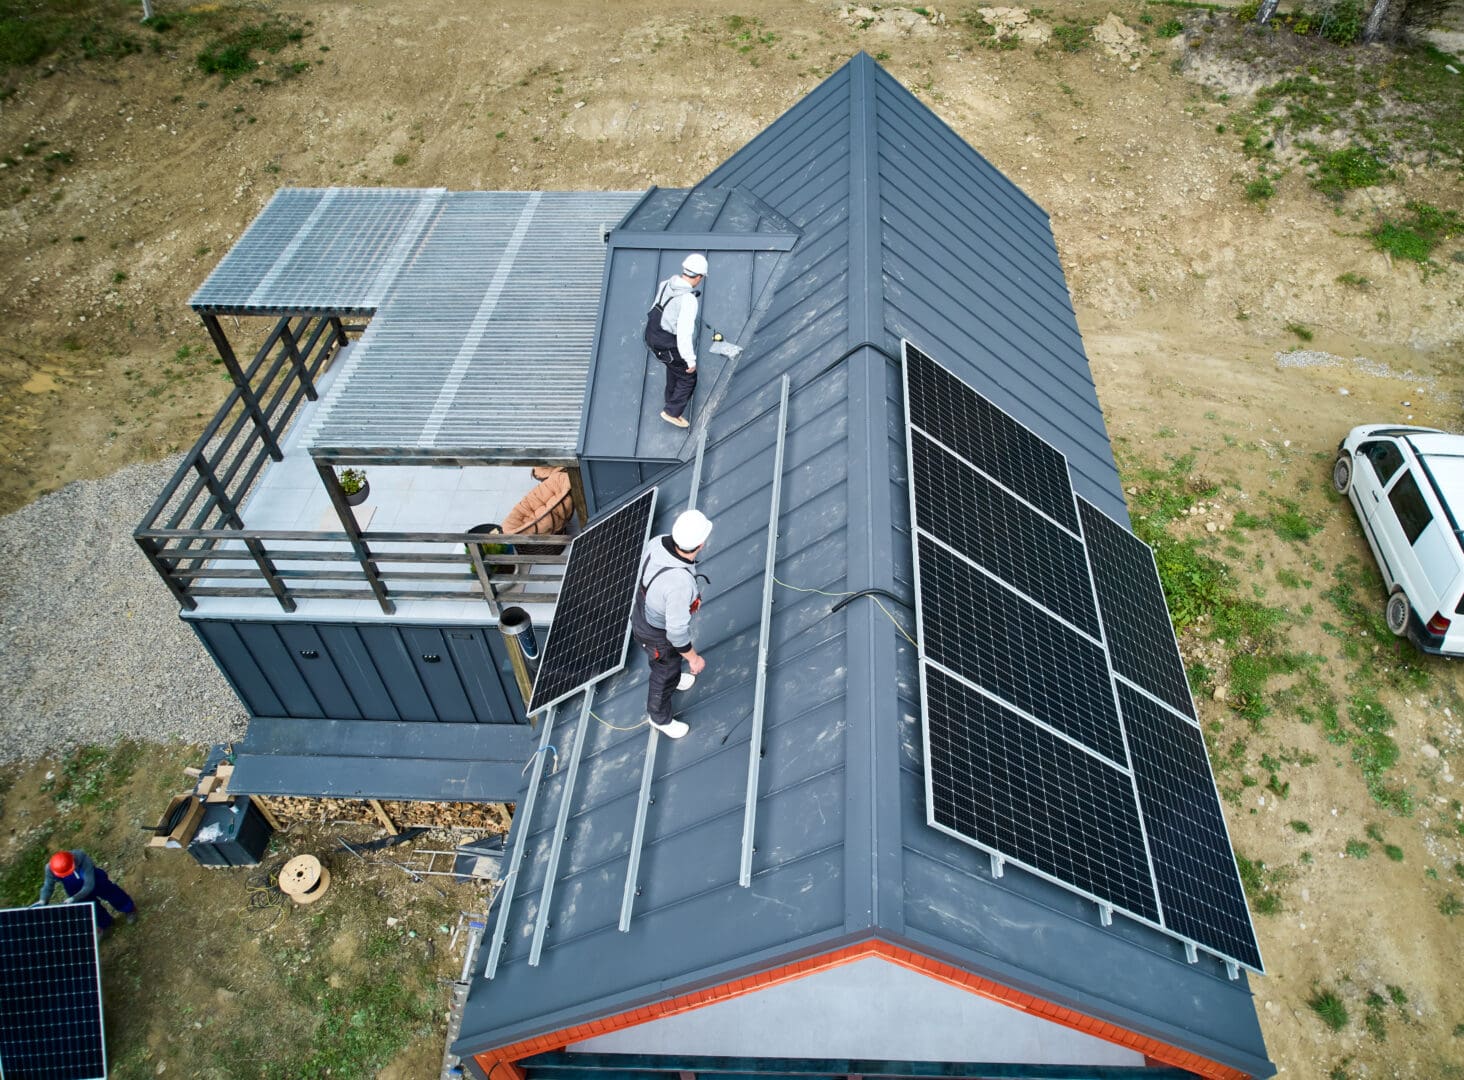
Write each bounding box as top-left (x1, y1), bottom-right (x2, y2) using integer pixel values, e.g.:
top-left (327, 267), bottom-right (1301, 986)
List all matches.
top-left (620, 429), bottom-right (709, 931)
top-left (483, 704), bottom-right (559, 979)
top-left (529, 689), bottom-right (595, 965)
top-left (739, 374), bottom-right (790, 887)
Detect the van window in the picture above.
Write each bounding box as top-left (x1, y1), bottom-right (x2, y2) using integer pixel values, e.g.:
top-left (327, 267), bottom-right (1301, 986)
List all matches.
top-left (1361, 440), bottom-right (1405, 485)
top-left (1388, 471), bottom-right (1433, 545)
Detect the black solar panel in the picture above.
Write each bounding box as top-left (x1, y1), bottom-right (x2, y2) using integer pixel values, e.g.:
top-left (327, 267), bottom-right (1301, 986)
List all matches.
top-left (910, 431), bottom-right (1099, 637)
top-left (1078, 498), bottom-right (1196, 719)
top-left (904, 341), bottom-right (1262, 973)
top-left (528, 488), bottom-right (658, 715)
top-left (917, 536), bottom-right (1125, 765)
top-left (1118, 683), bottom-right (1263, 971)
top-left (924, 665), bottom-right (1159, 920)
top-left (0, 904), bottom-right (106, 1080)
top-left (904, 342), bottom-right (1079, 533)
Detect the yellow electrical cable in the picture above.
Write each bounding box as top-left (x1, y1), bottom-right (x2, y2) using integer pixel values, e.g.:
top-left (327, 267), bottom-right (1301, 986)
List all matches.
top-left (771, 577), bottom-right (918, 648)
top-left (589, 711), bottom-right (651, 732)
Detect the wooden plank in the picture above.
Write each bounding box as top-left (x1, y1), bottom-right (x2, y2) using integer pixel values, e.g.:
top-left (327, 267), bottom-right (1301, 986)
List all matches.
top-left (368, 798), bottom-right (398, 835)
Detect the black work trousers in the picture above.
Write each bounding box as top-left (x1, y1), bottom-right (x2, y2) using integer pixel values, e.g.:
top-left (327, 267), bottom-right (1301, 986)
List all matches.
top-left (631, 622), bottom-right (683, 724)
top-left (656, 349), bottom-right (698, 419)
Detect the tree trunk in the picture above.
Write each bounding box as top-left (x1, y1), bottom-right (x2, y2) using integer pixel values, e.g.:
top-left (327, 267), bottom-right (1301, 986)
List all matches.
top-left (1255, 0), bottom-right (1282, 25)
top-left (1363, 0), bottom-right (1392, 41)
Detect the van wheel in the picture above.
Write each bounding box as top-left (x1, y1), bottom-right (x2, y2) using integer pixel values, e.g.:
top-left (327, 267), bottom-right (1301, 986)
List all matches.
top-left (1385, 592), bottom-right (1410, 637)
top-left (1332, 453), bottom-right (1353, 495)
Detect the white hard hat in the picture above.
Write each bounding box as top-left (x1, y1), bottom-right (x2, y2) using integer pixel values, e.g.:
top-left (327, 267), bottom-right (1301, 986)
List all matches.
top-left (672, 509), bottom-right (713, 551)
top-left (682, 253), bottom-right (708, 277)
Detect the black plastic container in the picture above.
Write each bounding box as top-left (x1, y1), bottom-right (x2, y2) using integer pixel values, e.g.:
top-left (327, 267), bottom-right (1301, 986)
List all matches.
top-left (187, 796), bottom-right (273, 867)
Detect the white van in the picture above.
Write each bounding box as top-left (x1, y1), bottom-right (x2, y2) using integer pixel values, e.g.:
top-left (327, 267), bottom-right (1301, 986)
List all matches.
top-left (1334, 424), bottom-right (1464, 657)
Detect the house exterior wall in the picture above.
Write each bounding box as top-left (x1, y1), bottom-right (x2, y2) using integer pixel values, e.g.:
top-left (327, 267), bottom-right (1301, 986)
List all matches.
top-left (189, 618), bottom-right (521, 724)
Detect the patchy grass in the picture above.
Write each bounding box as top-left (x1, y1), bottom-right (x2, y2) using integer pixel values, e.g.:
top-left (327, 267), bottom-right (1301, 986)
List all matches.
top-left (1309, 987), bottom-right (1351, 1031)
top-left (1049, 19), bottom-right (1094, 51)
top-left (0, 0), bottom-right (141, 71)
top-left (1236, 851), bottom-right (1290, 914)
top-left (195, 14), bottom-right (307, 80)
top-left (1308, 144), bottom-right (1390, 200)
top-left (1368, 201), bottom-right (1462, 265)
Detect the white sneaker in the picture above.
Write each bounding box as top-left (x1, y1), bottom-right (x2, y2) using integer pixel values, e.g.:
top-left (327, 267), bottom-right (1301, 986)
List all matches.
top-left (677, 672), bottom-right (696, 692)
top-left (647, 716), bottom-right (690, 740)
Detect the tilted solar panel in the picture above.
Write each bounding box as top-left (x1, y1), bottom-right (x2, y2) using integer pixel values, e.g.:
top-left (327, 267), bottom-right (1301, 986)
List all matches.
top-left (909, 430), bottom-right (1099, 637)
top-left (0, 904), bottom-right (106, 1080)
top-left (1078, 497), bottom-right (1197, 720)
top-left (917, 536), bottom-right (1125, 766)
top-left (1117, 683), bottom-right (1263, 971)
top-left (905, 342), bottom-right (1079, 533)
top-left (528, 488), bottom-right (658, 715)
top-left (924, 665), bottom-right (1159, 920)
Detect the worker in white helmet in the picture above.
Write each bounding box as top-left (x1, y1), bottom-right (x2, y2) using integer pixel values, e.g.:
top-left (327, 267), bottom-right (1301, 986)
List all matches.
top-left (630, 509), bottom-right (713, 739)
top-left (643, 253), bottom-right (708, 429)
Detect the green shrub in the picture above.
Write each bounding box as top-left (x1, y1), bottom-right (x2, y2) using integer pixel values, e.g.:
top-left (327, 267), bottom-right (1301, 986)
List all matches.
top-left (1316, 0), bottom-right (1364, 44)
top-left (1156, 18), bottom-right (1184, 37)
top-left (1309, 988), bottom-right (1350, 1031)
top-left (1245, 175), bottom-right (1276, 202)
top-left (197, 16), bottom-right (304, 80)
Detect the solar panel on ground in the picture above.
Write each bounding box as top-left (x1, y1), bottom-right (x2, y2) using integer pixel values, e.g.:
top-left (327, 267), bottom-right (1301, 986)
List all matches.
top-left (909, 430), bottom-right (1098, 637)
top-left (903, 340), bottom-right (1263, 974)
top-left (1117, 683), bottom-right (1263, 971)
top-left (1078, 497), bottom-right (1197, 720)
top-left (917, 536), bottom-right (1125, 765)
top-left (924, 665), bottom-right (1159, 920)
top-left (527, 488), bottom-right (658, 715)
top-left (0, 904), bottom-right (106, 1080)
top-left (904, 342), bottom-right (1079, 533)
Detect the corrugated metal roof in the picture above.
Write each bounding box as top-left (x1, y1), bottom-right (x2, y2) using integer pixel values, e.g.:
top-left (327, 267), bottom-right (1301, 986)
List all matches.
top-left (304, 191), bottom-right (640, 459)
top-left (458, 54), bottom-right (1272, 1080)
top-left (189, 187), bottom-right (446, 315)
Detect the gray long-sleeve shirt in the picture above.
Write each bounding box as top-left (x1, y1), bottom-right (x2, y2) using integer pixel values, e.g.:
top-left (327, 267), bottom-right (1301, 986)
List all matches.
top-left (655, 275), bottom-right (700, 367)
top-left (638, 535), bottom-right (700, 650)
top-left (38, 849), bottom-right (97, 904)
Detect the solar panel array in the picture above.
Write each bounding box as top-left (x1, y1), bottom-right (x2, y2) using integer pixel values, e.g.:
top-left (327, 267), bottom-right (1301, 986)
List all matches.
top-left (0, 904), bottom-right (106, 1080)
top-left (528, 488), bottom-right (659, 715)
top-left (903, 341), bottom-right (1261, 974)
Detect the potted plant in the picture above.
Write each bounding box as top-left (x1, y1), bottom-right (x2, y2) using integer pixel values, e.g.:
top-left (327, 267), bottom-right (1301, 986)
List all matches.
top-left (466, 522), bottom-right (517, 579)
top-left (338, 467), bottom-right (369, 506)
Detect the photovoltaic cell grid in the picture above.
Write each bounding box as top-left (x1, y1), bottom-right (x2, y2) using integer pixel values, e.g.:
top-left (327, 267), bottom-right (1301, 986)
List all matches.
top-left (1078, 497), bottom-right (1197, 720)
top-left (1118, 683), bottom-right (1262, 971)
top-left (924, 666), bottom-right (1159, 920)
top-left (903, 341), bottom-right (1263, 973)
top-left (909, 430), bottom-right (1098, 637)
top-left (904, 342), bottom-right (1079, 533)
top-left (0, 904), bottom-right (106, 1080)
top-left (917, 537), bottom-right (1125, 766)
top-left (528, 488), bottom-right (658, 715)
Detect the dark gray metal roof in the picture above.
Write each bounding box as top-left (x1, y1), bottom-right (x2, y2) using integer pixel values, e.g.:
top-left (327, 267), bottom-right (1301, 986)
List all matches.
top-left (580, 186), bottom-right (799, 465)
top-left (189, 187), bottom-right (446, 315)
top-left (454, 54), bottom-right (1271, 1079)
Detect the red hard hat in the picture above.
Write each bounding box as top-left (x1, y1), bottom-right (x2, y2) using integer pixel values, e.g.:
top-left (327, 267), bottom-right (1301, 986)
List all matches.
top-left (49, 851), bottom-right (74, 877)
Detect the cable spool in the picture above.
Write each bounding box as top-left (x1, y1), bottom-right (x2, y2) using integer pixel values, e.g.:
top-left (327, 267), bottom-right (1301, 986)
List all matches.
top-left (278, 854), bottom-right (331, 905)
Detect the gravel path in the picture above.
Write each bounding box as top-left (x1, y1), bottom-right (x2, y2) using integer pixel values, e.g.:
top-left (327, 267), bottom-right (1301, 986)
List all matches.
top-left (0, 459), bottom-right (246, 764)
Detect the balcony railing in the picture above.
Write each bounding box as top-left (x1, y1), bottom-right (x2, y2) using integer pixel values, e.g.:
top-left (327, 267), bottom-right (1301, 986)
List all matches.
top-left (135, 314), bottom-right (570, 617)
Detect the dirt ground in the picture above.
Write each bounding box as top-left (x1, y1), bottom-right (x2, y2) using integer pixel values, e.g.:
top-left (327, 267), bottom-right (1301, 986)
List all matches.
top-left (1, 0), bottom-right (1462, 1077)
